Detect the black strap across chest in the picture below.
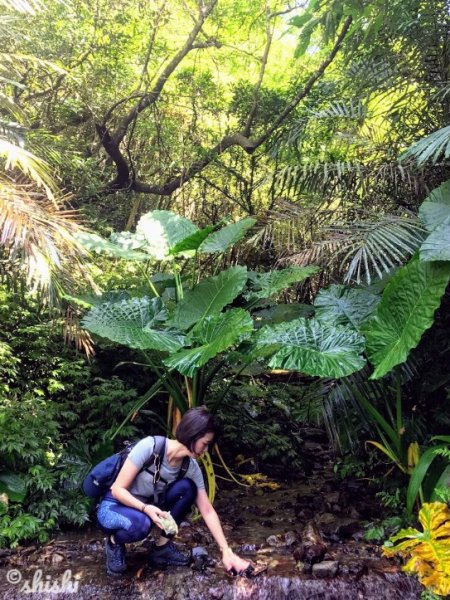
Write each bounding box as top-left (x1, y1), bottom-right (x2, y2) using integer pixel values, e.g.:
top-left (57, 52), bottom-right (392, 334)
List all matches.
top-left (142, 435), bottom-right (190, 487)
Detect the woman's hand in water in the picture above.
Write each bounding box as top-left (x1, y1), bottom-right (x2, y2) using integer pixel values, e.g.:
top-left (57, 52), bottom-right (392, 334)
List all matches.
top-left (222, 547), bottom-right (250, 574)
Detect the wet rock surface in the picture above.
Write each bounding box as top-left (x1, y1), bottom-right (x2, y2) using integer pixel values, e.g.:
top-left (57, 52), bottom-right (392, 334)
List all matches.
top-left (0, 441), bottom-right (422, 599)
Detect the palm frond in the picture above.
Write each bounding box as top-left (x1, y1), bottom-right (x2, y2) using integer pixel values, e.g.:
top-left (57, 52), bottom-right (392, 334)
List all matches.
top-left (0, 138), bottom-right (59, 202)
top-left (0, 0), bottom-right (44, 15)
top-left (0, 52), bottom-right (66, 79)
top-left (310, 99), bottom-right (367, 120)
top-left (0, 176), bottom-right (95, 301)
top-left (346, 58), bottom-right (397, 92)
top-left (400, 125), bottom-right (450, 166)
top-left (63, 306), bottom-right (95, 358)
top-left (248, 200), bottom-right (335, 257)
top-left (329, 214), bottom-right (426, 284)
top-left (283, 212), bottom-right (426, 284)
top-left (272, 160), bottom-right (419, 198)
top-left (317, 359), bottom-right (420, 451)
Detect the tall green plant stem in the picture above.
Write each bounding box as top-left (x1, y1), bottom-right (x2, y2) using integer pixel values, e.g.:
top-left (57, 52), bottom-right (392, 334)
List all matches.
top-left (396, 373), bottom-right (403, 440)
top-left (352, 387), bottom-right (401, 455)
top-left (210, 363), bottom-right (250, 411)
top-left (137, 263), bottom-right (160, 297)
top-left (142, 351), bottom-right (187, 412)
top-left (110, 377), bottom-right (166, 440)
top-left (191, 370), bottom-right (201, 406)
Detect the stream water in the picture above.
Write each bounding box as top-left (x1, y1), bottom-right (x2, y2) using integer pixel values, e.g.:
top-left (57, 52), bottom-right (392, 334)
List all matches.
top-left (0, 437), bottom-right (423, 599)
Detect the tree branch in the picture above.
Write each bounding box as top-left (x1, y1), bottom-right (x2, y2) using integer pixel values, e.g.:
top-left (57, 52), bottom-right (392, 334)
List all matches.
top-left (98, 14), bottom-right (353, 197)
top-left (108, 0), bottom-right (219, 146)
top-left (244, 1), bottom-right (274, 137)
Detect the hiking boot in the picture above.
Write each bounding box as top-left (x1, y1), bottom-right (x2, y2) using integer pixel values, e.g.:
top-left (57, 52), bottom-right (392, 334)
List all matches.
top-left (148, 540), bottom-right (190, 567)
top-left (105, 537), bottom-right (126, 575)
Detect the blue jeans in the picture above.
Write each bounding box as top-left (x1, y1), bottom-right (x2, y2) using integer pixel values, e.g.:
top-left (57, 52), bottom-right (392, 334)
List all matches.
top-left (97, 477), bottom-right (197, 544)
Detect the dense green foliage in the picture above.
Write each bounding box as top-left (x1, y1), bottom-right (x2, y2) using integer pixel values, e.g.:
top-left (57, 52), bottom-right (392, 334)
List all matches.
top-left (0, 288), bottom-right (142, 546)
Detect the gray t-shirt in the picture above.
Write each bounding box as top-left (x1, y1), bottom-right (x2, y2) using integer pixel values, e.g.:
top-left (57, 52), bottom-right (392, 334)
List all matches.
top-left (127, 436), bottom-right (205, 503)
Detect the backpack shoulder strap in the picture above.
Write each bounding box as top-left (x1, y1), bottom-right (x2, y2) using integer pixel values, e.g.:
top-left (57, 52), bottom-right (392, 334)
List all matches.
top-left (177, 456), bottom-right (190, 480)
top-left (141, 436), bottom-right (166, 482)
top-left (153, 435), bottom-right (166, 462)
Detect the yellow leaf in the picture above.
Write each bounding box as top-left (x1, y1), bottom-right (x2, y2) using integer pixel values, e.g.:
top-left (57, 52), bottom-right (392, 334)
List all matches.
top-left (383, 502), bottom-right (450, 596)
top-left (366, 440), bottom-right (406, 472)
top-left (240, 473), bottom-right (281, 490)
top-left (407, 441), bottom-right (420, 471)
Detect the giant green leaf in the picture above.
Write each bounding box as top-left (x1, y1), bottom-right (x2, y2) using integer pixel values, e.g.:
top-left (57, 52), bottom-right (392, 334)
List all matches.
top-left (164, 309), bottom-right (253, 376)
top-left (82, 297), bottom-right (184, 352)
top-left (420, 218), bottom-right (450, 262)
top-left (363, 260), bottom-right (450, 379)
top-left (169, 225), bottom-right (215, 256)
top-left (254, 317), bottom-right (366, 378)
top-left (418, 180), bottom-right (450, 231)
top-left (75, 232), bottom-right (150, 261)
top-left (170, 266), bottom-right (248, 330)
top-left (253, 303), bottom-right (315, 328)
top-left (136, 210), bottom-right (197, 259)
top-left (314, 284), bottom-right (380, 328)
top-left (198, 218), bottom-right (256, 254)
top-left (244, 266), bottom-right (319, 300)
top-left (65, 290), bottom-right (132, 310)
top-left (110, 231), bottom-right (149, 251)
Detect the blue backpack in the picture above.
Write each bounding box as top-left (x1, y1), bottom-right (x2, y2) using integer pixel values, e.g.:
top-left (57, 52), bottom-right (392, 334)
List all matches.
top-left (82, 436), bottom-right (189, 500)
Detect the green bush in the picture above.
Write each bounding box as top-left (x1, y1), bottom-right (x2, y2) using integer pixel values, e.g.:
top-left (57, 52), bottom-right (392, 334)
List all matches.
top-left (0, 288), bottom-right (140, 547)
top-left (212, 379), bottom-right (307, 474)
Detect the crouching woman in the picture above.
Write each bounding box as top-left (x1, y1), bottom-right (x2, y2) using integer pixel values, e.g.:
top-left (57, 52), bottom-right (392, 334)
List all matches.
top-left (96, 406), bottom-right (250, 576)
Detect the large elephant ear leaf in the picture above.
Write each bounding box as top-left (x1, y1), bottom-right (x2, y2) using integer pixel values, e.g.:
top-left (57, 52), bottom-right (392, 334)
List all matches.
top-left (244, 266), bottom-right (319, 300)
top-left (314, 284), bottom-right (380, 328)
top-left (82, 297), bottom-right (184, 352)
top-left (75, 232), bottom-right (150, 261)
top-left (136, 210), bottom-right (197, 260)
top-left (418, 181), bottom-right (450, 262)
top-left (254, 317), bottom-right (366, 378)
top-left (363, 260), bottom-right (450, 380)
top-left (169, 225), bottom-right (215, 256)
top-left (164, 309), bottom-right (253, 376)
top-left (253, 303), bottom-right (315, 328)
top-left (170, 266), bottom-right (248, 330)
top-left (419, 180), bottom-right (450, 231)
top-left (420, 218), bottom-right (450, 262)
top-left (198, 217), bottom-right (256, 254)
